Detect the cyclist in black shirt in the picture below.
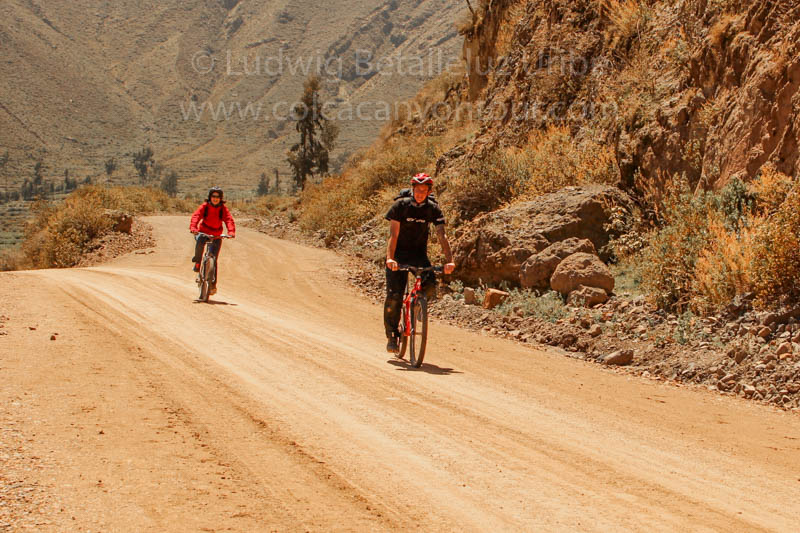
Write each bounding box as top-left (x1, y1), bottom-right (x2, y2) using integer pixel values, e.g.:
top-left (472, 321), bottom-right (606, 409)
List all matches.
top-left (384, 173), bottom-right (456, 352)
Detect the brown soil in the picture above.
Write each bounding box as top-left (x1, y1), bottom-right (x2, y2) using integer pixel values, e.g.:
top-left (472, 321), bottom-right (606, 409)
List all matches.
top-left (4, 216), bottom-right (796, 530)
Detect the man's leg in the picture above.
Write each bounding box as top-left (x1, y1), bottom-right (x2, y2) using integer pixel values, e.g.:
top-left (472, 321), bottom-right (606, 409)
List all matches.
top-left (384, 267), bottom-right (407, 351)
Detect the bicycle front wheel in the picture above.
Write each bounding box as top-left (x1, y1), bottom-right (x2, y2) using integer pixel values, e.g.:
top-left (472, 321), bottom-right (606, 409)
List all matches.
top-left (408, 296), bottom-right (428, 368)
top-left (397, 309), bottom-right (408, 360)
top-left (199, 257), bottom-right (214, 302)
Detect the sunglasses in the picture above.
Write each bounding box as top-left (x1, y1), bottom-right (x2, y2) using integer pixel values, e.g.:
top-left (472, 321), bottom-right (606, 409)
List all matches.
top-left (210, 194), bottom-right (221, 198)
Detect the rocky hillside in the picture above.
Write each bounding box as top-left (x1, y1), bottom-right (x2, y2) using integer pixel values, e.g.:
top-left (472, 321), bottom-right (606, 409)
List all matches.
top-left (295, 0), bottom-right (799, 317)
top-left (421, 0), bottom-right (799, 193)
top-left (0, 0), bottom-right (465, 195)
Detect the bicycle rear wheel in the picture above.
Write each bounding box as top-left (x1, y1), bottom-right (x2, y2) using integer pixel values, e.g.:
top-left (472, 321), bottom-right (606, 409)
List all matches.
top-left (408, 296), bottom-right (428, 368)
top-left (199, 257), bottom-right (214, 302)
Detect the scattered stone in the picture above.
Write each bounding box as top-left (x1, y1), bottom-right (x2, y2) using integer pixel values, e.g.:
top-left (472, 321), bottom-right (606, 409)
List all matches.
top-left (776, 342), bottom-right (792, 356)
top-left (483, 289), bottom-right (510, 310)
top-left (567, 285), bottom-right (609, 307)
top-left (758, 327), bottom-right (772, 339)
top-left (603, 349), bottom-right (633, 366)
top-left (463, 287), bottom-right (477, 305)
top-left (50, 335), bottom-right (56, 341)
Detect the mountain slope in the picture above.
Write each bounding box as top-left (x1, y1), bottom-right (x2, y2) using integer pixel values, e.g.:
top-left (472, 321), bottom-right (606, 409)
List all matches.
top-left (0, 0), bottom-right (465, 194)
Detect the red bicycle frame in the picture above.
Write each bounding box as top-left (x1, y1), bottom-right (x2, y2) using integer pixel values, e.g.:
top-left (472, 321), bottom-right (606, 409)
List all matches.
top-left (401, 276), bottom-right (424, 338)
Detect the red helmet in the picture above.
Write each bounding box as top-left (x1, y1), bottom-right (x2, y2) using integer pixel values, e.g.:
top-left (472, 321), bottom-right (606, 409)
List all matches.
top-left (410, 173), bottom-right (433, 188)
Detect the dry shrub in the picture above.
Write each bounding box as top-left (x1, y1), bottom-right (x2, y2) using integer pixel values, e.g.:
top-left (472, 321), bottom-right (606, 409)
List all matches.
top-left (523, 126), bottom-right (618, 196)
top-left (14, 185), bottom-right (191, 270)
top-left (639, 166), bottom-right (800, 313)
top-left (445, 149), bottom-right (528, 223)
top-left (230, 194), bottom-right (297, 217)
top-left (444, 126), bottom-right (617, 224)
top-left (300, 135), bottom-right (441, 241)
top-left (749, 182), bottom-right (800, 309)
top-left (599, 0), bottom-right (653, 54)
top-left (67, 185), bottom-right (194, 214)
top-left (640, 181), bottom-right (716, 311)
top-left (749, 163), bottom-right (794, 215)
top-left (23, 197), bottom-right (113, 268)
top-left (0, 247), bottom-right (27, 271)
top-left (693, 213), bottom-right (757, 313)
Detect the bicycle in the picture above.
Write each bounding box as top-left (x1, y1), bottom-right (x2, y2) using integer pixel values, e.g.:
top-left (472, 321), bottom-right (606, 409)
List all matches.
top-left (195, 232), bottom-right (231, 302)
top-left (394, 264), bottom-right (443, 368)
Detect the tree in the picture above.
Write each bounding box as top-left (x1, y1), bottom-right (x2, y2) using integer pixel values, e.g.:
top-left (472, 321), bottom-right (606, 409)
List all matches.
top-left (256, 173), bottom-right (270, 196)
top-left (104, 157), bottom-right (117, 177)
top-left (133, 147), bottom-right (155, 183)
top-left (286, 76), bottom-right (339, 191)
top-left (0, 151), bottom-right (9, 204)
top-left (160, 169), bottom-right (179, 197)
top-left (63, 169), bottom-right (76, 192)
top-left (33, 159), bottom-right (45, 187)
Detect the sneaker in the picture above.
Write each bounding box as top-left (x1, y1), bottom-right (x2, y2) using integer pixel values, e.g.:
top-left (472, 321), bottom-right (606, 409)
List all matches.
top-left (386, 336), bottom-right (399, 353)
top-left (209, 287), bottom-right (217, 296)
top-left (193, 263), bottom-right (200, 272)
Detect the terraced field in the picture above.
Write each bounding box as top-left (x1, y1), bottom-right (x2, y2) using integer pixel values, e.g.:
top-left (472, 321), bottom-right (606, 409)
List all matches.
top-left (0, 202), bottom-right (30, 249)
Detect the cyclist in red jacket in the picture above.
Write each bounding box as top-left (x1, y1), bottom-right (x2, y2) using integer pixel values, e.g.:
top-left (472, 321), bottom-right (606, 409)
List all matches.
top-left (189, 187), bottom-right (236, 295)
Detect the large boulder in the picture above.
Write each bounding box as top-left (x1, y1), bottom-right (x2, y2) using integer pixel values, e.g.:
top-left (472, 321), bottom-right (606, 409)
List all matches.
top-left (550, 253), bottom-right (614, 295)
top-left (520, 238), bottom-right (596, 289)
top-left (452, 186), bottom-right (631, 286)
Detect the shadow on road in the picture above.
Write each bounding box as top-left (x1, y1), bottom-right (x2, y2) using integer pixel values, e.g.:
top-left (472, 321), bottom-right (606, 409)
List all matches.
top-left (192, 300), bottom-right (238, 306)
top-left (387, 359), bottom-right (462, 375)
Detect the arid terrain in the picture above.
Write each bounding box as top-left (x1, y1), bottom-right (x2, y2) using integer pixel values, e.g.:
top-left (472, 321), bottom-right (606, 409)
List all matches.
top-left (0, 0), bottom-right (465, 194)
top-left (2, 217), bottom-right (800, 531)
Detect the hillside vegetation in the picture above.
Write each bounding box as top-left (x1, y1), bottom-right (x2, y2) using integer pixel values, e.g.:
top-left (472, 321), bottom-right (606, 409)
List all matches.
top-left (0, 186), bottom-right (191, 271)
top-left (296, 0), bottom-right (800, 313)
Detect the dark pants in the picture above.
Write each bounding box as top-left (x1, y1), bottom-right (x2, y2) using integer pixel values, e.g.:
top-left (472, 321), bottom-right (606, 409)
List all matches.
top-left (193, 235), bottom-right (222, 286)
top-left (384, 256), bottom-right (437, 338)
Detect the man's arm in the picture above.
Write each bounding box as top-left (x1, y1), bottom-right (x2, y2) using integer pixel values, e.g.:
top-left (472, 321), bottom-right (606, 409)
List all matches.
top-left (386, 220), bottom-right (400, 270)
top-left (435, 224), bottom-right (456, 274)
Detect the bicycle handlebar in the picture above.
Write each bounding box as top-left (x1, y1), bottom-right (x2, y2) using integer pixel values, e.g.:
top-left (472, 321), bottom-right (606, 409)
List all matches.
top-left (195, 232), bottom-right (233, 240)
top-left (396, 264), bottom-right (444, 275)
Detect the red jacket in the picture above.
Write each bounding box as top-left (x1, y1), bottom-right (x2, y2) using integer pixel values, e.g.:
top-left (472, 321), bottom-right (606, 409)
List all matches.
top-left (190, 202), bottom-right (236, 237)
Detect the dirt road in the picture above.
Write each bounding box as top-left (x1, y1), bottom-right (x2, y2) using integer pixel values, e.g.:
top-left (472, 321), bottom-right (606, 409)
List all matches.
top-left (1, 216), bottom-right (799, 532)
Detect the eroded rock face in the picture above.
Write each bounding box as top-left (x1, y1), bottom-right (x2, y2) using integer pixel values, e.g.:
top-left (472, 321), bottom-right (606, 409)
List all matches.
top-left (550, 253), bottom-right (615, 296)
top-left (452, 186), bottom-right (631, 286)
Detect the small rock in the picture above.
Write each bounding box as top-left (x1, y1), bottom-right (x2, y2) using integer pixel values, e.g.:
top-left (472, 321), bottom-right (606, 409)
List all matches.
top-left (483, 289), bottom-right (509, 310)
top-left (758, 327), bottom-right (772, 339)
top-left (603, 349), bottom-right (633, 366)
top-left (463, 287), bottom-right (477, 305)
top-left (588, 324), bottom-right (603, 337)
top-left (777, 342), bottom-right (792, 356)
top-left (567, 285), bottom-right (609, 307)
top-left (50, 335), bottom-right (56, 341)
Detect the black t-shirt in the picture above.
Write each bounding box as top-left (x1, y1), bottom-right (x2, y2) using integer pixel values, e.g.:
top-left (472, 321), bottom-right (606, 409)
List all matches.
top-left (385, 197), bottom-right (445, 260)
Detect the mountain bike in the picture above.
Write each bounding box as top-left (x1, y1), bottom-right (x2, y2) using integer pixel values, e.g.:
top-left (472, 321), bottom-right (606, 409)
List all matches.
top-left (195, 233), bottom-right (231, 302)
top-left (395, 265), bottom-right (443, 368)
